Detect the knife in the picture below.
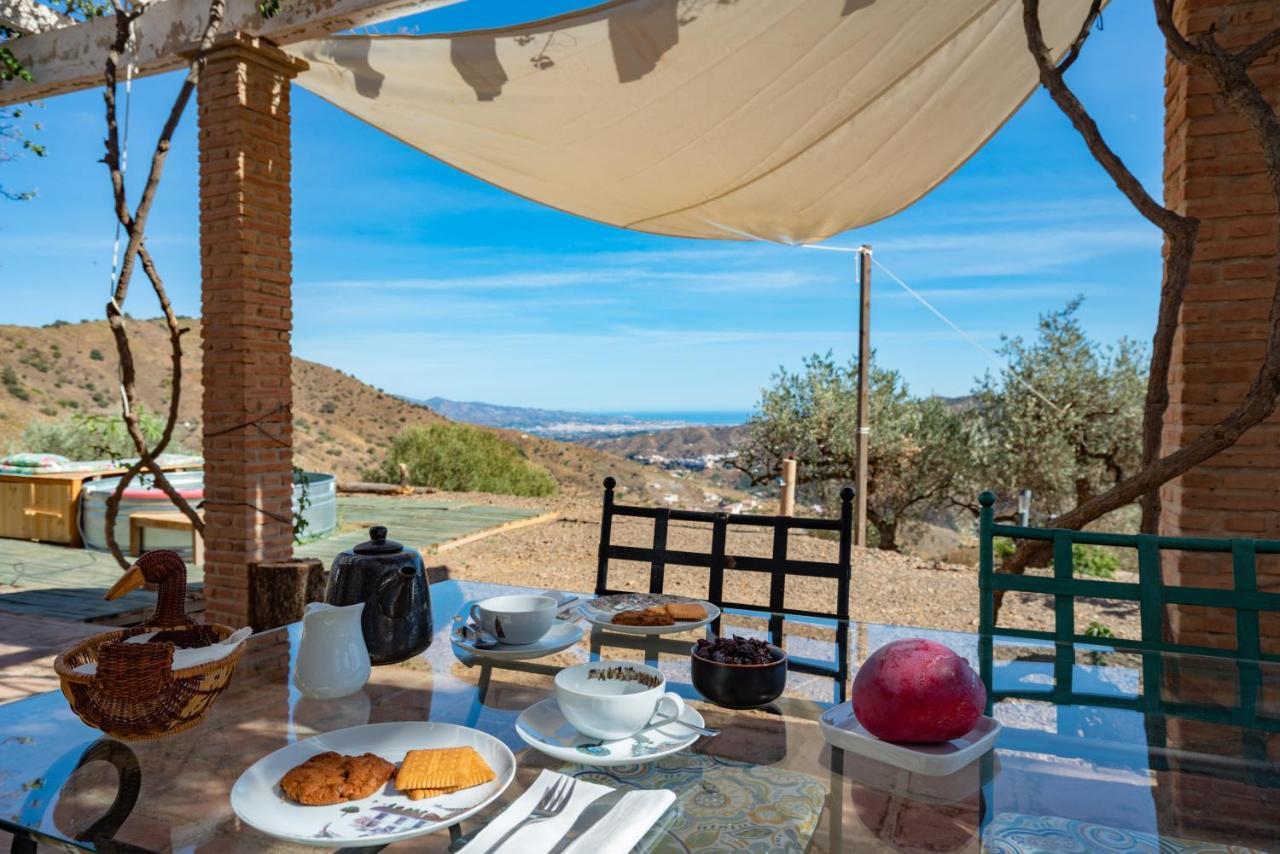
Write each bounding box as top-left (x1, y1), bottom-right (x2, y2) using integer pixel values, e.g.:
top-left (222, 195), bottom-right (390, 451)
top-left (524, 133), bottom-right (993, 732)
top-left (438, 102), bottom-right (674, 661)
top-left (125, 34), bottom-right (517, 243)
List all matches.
top-left (545, 788), bottom-right (627, 854)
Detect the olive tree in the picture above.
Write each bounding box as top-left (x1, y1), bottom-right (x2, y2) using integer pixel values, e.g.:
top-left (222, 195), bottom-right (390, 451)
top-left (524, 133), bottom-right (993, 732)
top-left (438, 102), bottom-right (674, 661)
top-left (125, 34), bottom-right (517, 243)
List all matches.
top-left (1, 3), bottom-right (110, 200)
top-left (734, 353), bottom-right (967, 551)
top-left (960, 300), bottom-right (1146, 521)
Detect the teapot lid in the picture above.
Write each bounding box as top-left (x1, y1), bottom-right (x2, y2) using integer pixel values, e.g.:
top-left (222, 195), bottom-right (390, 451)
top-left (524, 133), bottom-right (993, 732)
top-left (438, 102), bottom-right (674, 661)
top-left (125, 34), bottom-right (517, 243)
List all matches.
top-left (352, 526), bottom-right (404, 555)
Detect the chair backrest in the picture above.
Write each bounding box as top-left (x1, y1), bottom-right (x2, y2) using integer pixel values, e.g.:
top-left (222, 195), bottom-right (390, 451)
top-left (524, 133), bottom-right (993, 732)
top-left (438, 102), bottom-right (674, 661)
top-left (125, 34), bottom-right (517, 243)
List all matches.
top-left (597, 477), bottom-right (854, 619)
top-left (977, 490), bottom-right (1280, 737)
top-left (596, 477), bottom-right (855, 697)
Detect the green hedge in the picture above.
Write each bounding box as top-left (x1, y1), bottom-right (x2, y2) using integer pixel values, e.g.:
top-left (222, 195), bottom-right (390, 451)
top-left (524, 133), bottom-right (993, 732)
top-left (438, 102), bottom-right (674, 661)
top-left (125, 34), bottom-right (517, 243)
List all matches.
top-left (992, 536), bottom-right (1118, 579)
top-left (366, 424), bottom-right (556, 497)
top-left (20, 408), bottom-right (174, 461)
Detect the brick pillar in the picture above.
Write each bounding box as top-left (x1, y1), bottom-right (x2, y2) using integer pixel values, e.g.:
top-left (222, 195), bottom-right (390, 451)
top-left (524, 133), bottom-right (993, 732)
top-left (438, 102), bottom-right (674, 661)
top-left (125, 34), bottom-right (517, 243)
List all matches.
top-left (1159, 5), bottom-right (1280, 827)
top-left (1161, 0), bottom-right (1280, 655)
top-left (198, 34), bottom-right (307, 627)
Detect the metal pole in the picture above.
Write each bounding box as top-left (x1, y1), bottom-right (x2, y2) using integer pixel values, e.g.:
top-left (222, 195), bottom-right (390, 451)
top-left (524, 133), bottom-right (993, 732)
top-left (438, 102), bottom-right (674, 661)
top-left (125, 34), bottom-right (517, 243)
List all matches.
top-left (855, 245), bottom-right (871, 547)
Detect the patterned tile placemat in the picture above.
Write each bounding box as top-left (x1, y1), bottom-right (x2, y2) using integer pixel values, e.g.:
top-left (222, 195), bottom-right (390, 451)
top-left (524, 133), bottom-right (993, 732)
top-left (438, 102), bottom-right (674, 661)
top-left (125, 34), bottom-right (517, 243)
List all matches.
top-left (568, 753), bottom-right (826, 853)
top-left (985, 812), bottom-right (1264, 853)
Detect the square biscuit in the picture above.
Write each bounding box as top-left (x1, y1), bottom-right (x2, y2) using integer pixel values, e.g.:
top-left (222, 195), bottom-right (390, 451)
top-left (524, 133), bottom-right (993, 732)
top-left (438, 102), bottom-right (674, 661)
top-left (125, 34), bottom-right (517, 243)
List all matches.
top-left (395, 747), bottom-right (495, 793)
top-left (664, 602), bottom-right (707, 621)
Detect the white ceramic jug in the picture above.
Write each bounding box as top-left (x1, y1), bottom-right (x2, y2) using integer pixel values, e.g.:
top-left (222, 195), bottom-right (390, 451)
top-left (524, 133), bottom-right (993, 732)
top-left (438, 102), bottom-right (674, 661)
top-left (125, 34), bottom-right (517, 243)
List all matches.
top-left (294, 601), bottom-right (371, 699)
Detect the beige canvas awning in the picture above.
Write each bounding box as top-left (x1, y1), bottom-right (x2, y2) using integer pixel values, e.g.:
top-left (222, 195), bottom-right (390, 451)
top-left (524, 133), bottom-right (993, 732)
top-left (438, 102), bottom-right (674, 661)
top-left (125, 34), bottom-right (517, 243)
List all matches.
top-left (290, 0), bottom-right (1094, 243)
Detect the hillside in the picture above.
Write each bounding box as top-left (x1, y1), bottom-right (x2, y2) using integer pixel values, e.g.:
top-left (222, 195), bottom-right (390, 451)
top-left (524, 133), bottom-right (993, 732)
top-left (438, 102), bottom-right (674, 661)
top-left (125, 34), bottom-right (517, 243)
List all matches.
top-left (0, 320), bottom-right (739, 506)
top-left (417, 396), bottom-right (711, 440)
top-left (581, 423), bottom-right (749, 459)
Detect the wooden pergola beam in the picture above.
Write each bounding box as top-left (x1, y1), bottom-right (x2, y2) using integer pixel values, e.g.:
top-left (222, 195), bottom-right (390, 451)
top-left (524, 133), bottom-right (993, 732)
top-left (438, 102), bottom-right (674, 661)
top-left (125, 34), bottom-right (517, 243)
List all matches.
top-left (0, 0), bottom-right (457, 106)
top-left (0, 0), bottom-right (73, 35)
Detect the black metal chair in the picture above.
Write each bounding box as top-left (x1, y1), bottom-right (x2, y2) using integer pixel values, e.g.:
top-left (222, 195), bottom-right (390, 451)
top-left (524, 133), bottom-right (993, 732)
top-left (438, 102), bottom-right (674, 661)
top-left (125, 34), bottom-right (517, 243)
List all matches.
top-left (594, 476), bottom-right (855, 702)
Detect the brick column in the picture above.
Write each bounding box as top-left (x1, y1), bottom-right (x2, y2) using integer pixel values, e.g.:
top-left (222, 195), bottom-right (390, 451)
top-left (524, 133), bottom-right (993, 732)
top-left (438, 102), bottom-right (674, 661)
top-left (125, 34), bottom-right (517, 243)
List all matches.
top-left (198, 34), bottom-right (307, 627)
top-left (1161, 0), bottom-right (1280, 654)
top-left (1158, 6), bottom-right (1280, 827)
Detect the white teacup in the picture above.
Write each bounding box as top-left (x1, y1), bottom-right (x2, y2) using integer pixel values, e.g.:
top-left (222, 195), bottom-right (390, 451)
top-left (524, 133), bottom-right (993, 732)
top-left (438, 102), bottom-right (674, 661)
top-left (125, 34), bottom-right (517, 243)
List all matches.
top-left (555, 661), bottom-right (685, 741)
top-left (468, 594), bottom-right (556, 646)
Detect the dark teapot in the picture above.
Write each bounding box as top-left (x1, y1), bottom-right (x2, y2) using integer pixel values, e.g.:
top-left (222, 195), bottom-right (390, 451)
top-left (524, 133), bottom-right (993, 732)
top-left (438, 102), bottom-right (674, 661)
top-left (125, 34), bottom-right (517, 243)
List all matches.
top-left (325, 526), bottom-right (432, 665)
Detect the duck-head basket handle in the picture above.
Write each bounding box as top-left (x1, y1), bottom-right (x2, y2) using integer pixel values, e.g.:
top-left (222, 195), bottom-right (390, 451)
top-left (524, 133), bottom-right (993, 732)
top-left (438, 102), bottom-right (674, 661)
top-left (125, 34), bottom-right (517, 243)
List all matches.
top-left (105, 550), bottom-right (196, 629)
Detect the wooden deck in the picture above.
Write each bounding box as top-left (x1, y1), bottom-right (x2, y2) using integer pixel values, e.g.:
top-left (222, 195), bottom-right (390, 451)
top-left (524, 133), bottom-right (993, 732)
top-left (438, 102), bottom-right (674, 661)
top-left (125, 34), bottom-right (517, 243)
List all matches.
top-left (0, 497), bottom-right (551, 624)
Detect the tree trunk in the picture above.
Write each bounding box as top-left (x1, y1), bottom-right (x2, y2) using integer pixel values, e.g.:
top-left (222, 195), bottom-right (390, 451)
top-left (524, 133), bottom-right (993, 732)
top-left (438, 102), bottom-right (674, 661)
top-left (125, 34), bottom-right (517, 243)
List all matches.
top-left (248, 558), bottom-right (326, 631)
top-left (871, 518), bottom-right (898, 552)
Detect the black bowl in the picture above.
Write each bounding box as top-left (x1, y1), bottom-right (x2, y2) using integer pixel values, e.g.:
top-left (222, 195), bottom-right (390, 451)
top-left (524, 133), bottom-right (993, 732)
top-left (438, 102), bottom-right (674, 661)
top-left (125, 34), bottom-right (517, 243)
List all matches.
top-left (690, 642), bottom-right (788, 709)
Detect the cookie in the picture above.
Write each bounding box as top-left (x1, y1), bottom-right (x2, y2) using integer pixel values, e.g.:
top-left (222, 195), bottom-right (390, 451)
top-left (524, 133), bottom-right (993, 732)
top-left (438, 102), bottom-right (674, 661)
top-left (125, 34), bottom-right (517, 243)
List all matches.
top-left (279, 751), bottom-right (395, 806)
top-left (612, 607), bottom-right (675, 627)
top-left (395, 747), bottom-right (495, 793)
top-left (664, 602), bottom-right (707, 621)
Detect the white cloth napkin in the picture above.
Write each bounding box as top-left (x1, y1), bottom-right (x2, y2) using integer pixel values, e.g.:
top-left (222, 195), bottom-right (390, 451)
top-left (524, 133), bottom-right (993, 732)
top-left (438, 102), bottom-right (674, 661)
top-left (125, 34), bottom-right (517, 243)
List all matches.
top-left (460, 769), bottom-right (675, 854)
top-left (73, 626), bottom-right (252, 675)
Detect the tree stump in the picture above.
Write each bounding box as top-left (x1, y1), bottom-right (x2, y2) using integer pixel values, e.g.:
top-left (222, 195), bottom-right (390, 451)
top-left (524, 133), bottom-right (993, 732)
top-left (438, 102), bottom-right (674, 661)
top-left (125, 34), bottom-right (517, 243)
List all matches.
top-left (248, 558), bottom-right (326, 631)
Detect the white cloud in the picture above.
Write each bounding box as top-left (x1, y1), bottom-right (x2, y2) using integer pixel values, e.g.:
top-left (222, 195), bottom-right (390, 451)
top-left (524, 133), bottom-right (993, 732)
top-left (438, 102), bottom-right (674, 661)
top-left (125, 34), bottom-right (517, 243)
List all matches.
top-left (299, 267), bottom-right (823, 293)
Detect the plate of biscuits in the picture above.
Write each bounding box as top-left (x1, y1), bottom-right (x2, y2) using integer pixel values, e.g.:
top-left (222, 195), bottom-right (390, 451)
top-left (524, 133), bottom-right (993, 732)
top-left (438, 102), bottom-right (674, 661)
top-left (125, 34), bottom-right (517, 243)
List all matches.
top-left (578, 593), bottom-right (720, 636)
top-left (230, 721), bottom-right (515, 848)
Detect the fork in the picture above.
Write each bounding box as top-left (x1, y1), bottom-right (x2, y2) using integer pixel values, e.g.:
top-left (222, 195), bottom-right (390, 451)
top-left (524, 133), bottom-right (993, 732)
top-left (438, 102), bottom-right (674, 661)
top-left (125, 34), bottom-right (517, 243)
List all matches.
top-left (473, 777), bottom-right (576, 854)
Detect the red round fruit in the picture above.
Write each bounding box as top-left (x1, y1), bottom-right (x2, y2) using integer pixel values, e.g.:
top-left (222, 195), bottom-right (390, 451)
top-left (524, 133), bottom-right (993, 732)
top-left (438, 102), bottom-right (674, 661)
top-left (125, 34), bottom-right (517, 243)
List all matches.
top-left (851, 638), bottom-right (986, 743)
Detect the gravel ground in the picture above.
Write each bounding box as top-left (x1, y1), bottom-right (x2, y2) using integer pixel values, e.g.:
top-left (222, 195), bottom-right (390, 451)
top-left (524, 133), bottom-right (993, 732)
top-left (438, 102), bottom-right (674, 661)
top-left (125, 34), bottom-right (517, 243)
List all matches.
top-left (421, 492), bottom-right (1141, 637)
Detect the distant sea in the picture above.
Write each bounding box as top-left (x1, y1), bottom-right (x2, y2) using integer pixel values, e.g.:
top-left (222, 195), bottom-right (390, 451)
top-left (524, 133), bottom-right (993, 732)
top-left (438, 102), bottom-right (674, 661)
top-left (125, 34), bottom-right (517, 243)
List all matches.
top-left (595, 410), bottom-right (751, 426)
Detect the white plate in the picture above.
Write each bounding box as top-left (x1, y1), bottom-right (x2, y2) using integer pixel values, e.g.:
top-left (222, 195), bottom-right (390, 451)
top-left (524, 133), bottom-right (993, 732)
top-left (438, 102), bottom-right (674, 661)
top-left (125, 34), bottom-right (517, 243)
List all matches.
top-left (819, 701), bottom-right (1001, 777)
top-left (230, 722), bottom-right (516, 848)
top-left (516, 698), bottom-right (705, 767)
top-left (452, 619), bottom-right (585, 661)
top-left (577, 594), bottom-right (720, 636)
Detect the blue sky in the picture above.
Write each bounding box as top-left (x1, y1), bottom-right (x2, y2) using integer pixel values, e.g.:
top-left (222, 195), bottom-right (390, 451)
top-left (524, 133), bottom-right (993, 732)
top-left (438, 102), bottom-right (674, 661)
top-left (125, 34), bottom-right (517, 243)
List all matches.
top-left (1, 0), bottom-right (1165, 413)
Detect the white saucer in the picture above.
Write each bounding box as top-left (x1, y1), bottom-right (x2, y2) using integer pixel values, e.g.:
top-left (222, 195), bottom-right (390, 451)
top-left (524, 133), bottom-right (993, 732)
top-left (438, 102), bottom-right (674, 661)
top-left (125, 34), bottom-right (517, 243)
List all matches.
top-left (819, 701), bottom-right (1001, 777)
top-left (452, 619), bottom-right (585, 661)
top-left (230, 721), bottom-right (515, 848)
top-left (516, 698), bottom-right (705, 767)
top-left (578, 594), bottom-right (720, 636)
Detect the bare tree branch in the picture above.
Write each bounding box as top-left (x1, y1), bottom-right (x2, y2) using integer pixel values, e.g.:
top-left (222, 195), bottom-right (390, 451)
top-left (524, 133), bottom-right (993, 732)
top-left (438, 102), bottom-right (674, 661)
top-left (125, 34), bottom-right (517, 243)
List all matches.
top-left (1236, 28), bottom-right (1280, 68)
top-left (1022, 0), bottom-right (1201, 534)
top-left (996, 0), bottom-right (1280, 599)
top-left (1056, 0), bottom-right (1103, 75)
top-left (99, 0), bottom-right (226, 566)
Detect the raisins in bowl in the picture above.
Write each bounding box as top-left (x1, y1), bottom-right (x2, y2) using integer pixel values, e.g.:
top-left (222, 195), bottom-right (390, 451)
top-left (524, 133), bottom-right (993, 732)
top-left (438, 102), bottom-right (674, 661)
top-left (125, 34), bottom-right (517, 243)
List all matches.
top-left (694, 635), bottom-right (780, 665)
top-left (691, 635), bottom-right (788, 709)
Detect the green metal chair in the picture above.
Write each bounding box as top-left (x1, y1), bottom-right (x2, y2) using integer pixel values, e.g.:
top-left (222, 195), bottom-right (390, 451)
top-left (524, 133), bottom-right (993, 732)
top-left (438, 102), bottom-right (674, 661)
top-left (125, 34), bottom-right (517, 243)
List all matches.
top-left (977, 490), bottom-right (1280, 734)
top-left (976, 491), bottom-right (1280, 843)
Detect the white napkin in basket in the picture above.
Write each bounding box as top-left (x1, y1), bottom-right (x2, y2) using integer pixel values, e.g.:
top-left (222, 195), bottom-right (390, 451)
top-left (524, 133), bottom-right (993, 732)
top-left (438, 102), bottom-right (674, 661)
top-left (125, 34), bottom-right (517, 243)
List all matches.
top-left (460, 769), bottom-right (674, 854)
top-left (72, 626), bottom-right (252, 675)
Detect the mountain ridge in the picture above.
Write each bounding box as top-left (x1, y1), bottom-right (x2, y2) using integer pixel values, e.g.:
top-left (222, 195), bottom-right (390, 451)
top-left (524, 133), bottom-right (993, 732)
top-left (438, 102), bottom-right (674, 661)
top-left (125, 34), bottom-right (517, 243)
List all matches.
top-left (0, 320), bottom-right (740, 506)
top-left (417, 395), bottom-right (743, 440)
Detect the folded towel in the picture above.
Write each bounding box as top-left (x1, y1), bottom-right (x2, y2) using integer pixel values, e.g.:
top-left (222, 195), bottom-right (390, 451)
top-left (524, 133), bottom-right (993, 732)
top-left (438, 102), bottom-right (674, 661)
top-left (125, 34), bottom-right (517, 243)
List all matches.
top-left (460, 769), bottom-right (674, 854)
top-left (73, 626), bottom-right (252, 675)
top-left (1, 452), bottom-right (69, 468)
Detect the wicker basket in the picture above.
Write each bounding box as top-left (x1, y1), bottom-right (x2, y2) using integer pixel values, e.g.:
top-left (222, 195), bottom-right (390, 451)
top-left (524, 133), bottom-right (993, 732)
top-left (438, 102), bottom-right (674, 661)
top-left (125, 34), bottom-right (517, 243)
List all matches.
top-left (53, 551), bottom-right (246, 741)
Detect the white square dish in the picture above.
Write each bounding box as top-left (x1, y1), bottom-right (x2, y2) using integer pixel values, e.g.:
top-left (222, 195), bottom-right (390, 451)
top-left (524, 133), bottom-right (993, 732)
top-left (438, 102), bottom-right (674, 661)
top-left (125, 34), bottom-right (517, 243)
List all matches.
top-left (819, 701), bottom-right (1001, 777)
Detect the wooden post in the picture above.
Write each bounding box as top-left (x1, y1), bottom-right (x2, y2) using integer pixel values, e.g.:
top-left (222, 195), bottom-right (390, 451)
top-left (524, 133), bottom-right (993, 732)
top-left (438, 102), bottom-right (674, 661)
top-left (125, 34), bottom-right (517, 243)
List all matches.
top-left (779, 457), bottom-right (797, 517)
top-left (855, 246), bottom-right (872, 547)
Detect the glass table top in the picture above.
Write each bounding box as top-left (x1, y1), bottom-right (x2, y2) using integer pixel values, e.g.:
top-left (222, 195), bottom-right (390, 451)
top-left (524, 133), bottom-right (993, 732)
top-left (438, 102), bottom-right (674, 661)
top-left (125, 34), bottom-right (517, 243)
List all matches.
top-left (1, 578), bottom-right (1276, 852)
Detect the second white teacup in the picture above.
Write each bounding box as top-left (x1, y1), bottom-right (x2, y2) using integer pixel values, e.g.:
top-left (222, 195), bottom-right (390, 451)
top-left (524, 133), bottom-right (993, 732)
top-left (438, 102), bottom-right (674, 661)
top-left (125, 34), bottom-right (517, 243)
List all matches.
top-left (469, 594), bottom-right (556, 645)
top-left (555, 660), bottom-right (685, 741)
